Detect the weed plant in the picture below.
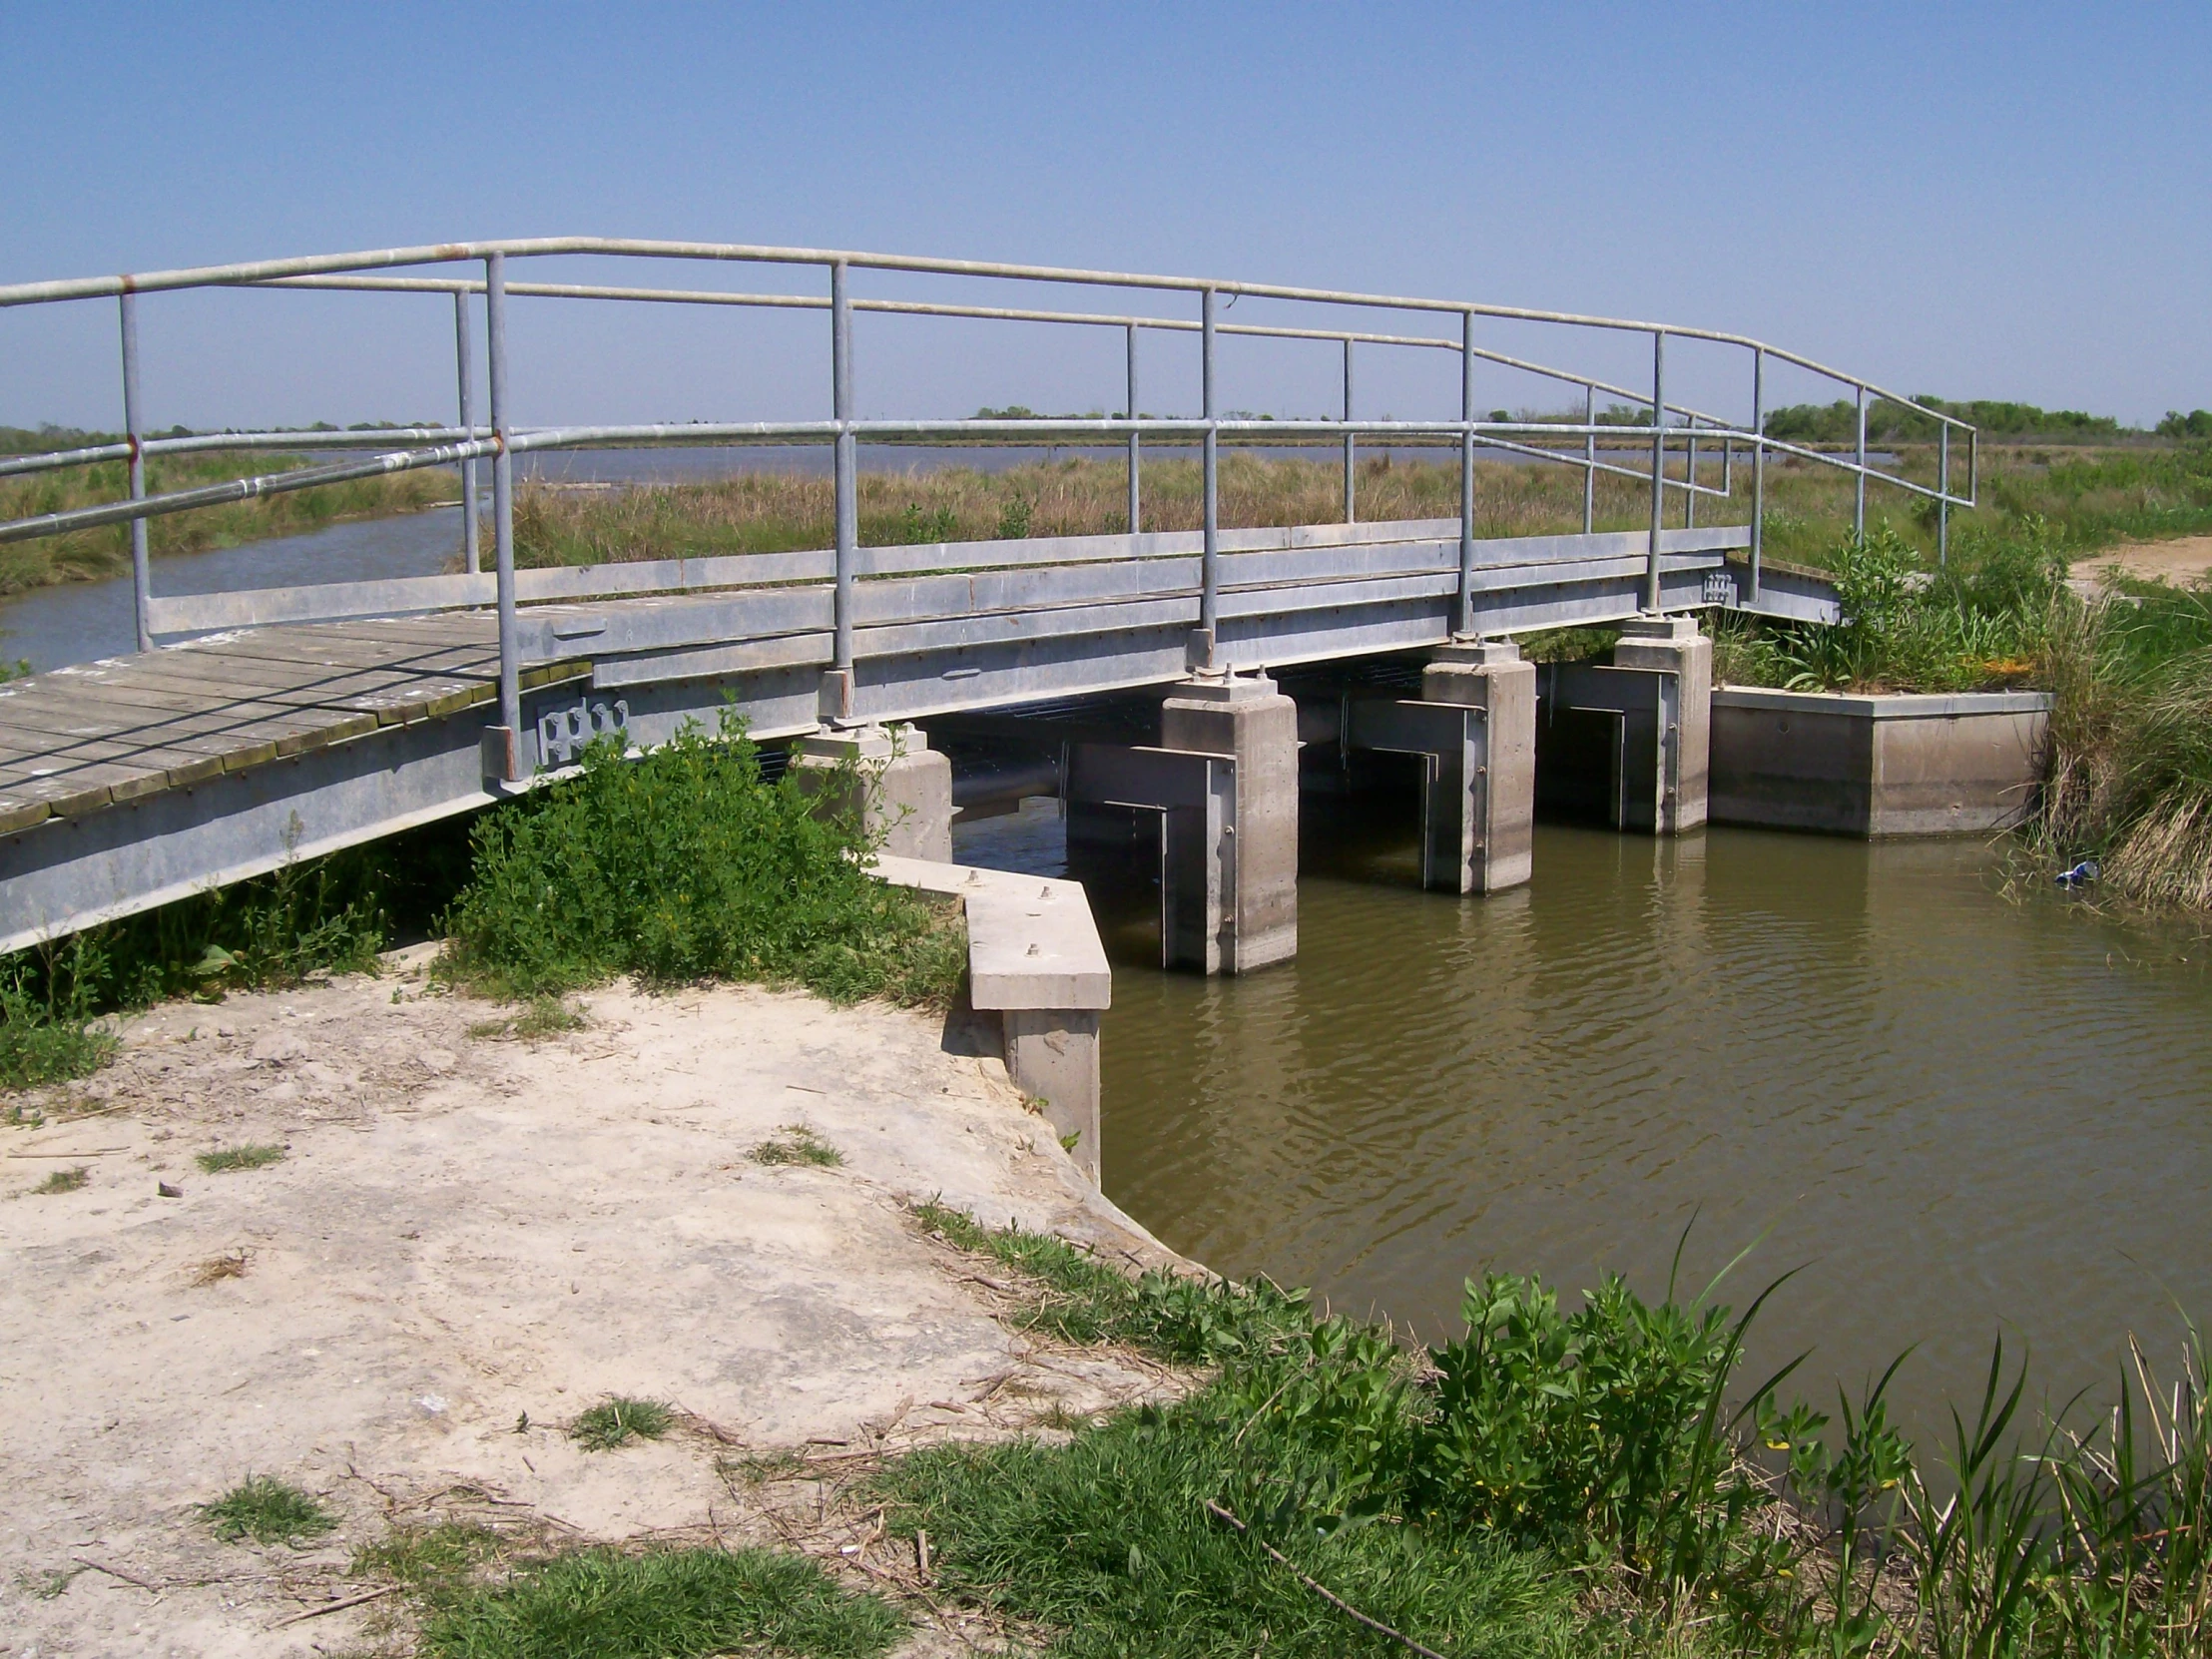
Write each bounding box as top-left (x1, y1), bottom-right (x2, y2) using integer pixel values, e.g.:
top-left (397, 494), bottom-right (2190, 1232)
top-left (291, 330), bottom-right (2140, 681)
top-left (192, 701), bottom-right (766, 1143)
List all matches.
top-left (440, 710), bottom-right (963, 1008)
top-left (414, 1545), bottom-right (903, 1659)
top-left (884, 1207), bottom-right (2212, 1658)
top-left (751, 1125), bottom-right (843, 1167)
top-left (570, 1396), bottom-right (674, 1451)
top-left (200, 1475), bottom-right (336, 1546)
top-left (34, 1165), bottom-right (88, 1194)
top-left (196, 1143), bottom-right (284, 1173)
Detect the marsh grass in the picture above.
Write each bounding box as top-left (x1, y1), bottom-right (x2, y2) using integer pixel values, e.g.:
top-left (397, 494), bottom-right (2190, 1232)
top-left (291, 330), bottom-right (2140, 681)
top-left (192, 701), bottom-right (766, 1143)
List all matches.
top-left (414, 1545), bottom-right (903, 1659)
top-left (196, 1142), bottom-right (284, 1173)
top-left (751, 1124), bottom-right (843, 1167)
top-left (570, 1396), bottom-right (674, 1451)
top-left (201, 1475), bottom-right (337, 1545)
top-left (34, 1165), bottom-right (88, 1194)
top-left (0, 448), bottom-right (459, 597)
top-left (508, 444), bottom-right (2212, 578)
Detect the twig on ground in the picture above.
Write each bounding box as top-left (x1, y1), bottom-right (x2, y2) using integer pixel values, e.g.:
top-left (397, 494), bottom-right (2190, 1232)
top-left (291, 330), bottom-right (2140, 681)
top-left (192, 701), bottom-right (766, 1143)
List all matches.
top-left (1203, 1500), bottom-right (1449, 1659)
top-left (269, 1584), bottom-right (399, 1628)
top-left (73, 1555), bottom-right (162, 1594)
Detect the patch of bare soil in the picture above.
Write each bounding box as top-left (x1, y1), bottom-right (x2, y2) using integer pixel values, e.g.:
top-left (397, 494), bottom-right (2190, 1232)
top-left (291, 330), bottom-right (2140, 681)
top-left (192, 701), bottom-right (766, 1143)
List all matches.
top-left (0, 949), bottom-right (1184, 1656)
top-left (2069, 534), bottom-right (2212, 591)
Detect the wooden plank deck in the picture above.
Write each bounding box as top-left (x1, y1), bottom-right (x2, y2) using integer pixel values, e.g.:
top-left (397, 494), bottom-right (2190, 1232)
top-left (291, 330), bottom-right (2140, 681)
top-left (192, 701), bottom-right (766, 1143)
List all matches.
top-left (0, 613), bottom-right (566, 833)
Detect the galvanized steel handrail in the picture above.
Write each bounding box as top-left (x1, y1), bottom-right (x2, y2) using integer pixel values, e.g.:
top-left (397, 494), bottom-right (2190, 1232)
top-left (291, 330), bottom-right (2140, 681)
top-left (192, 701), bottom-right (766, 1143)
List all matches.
top-left (0, 235), bottom-right (1977, 772)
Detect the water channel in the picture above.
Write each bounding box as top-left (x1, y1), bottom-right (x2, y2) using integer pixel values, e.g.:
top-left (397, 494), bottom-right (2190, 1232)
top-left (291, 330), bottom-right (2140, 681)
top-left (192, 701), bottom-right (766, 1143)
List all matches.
top-left (956, 800), bottom-right (2212, 1443)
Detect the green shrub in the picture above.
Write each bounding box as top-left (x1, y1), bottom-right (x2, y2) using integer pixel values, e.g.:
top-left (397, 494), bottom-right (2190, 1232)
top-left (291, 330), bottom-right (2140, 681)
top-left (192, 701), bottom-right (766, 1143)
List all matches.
top-left (441, 712), bottom-right (961, 1007)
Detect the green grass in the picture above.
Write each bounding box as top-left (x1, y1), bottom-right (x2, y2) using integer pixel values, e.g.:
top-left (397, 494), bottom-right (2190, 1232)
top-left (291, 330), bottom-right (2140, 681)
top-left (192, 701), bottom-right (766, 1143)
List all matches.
top-left (200, 1475), bottom-right (337, 1545)
top-left (353, 1520), bottom-right (507, 1593)
top-left (890, 1205), bottom-right (2212, 1658)
top-left (196, 1142), bottom-right (284, 1173)
top-left (468, 994), bottom-right (589, 1041)
top-left (569, 1396), bottom-right (674, 1451)
top-left (751, 1125), bottom-right (843, 1167)
top-left (415, 1545), bottom-right (902, 1659)
top-left (439, 710), bottom-right (965, 1010)
top-left (33, 1165), bottom-right (88, 1194)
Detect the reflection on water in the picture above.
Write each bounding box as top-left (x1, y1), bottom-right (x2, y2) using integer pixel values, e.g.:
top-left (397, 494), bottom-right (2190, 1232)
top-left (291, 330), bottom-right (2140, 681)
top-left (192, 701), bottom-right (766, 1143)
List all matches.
top-left (954, 802), bottom-right (2212, 1439)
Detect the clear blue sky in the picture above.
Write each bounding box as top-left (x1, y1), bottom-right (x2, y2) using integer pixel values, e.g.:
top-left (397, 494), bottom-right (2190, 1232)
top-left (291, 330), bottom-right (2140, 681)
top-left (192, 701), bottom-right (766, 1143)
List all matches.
top-left (3, 2), bottom-right (2205, 434)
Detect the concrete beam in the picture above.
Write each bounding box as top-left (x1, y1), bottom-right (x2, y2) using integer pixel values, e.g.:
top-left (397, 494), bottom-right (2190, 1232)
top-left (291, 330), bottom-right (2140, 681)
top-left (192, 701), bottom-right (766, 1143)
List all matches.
top-left (872, 854), bottom-right (1110, 1181)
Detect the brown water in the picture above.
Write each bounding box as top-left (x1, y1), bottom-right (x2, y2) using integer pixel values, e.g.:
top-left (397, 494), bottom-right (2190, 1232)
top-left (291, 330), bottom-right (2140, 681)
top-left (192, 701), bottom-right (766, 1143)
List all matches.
top-left (959, 803), bottom-right (2212, 1437)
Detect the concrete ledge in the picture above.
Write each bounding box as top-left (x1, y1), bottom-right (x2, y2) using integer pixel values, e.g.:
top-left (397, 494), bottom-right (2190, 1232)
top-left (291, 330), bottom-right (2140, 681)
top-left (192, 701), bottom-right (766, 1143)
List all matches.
top-left (872, 854), bottom-right (1111, 1180)
top-left (1712, 686), bottom-right (2053, 722)
top-left (1711, 686), bottom-right (2051, 837)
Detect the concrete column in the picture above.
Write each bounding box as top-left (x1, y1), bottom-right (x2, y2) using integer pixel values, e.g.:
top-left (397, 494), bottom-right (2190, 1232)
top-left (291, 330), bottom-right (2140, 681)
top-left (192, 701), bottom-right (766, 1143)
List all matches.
top-left (1159, 674), bottom-right (1299, 973)
top-left (1613, 616), bottom-right (1711, 832)
top-left (790, 723), bottom-right (954, 861)
top-left (1422, 639), bottom-right (1536, 890)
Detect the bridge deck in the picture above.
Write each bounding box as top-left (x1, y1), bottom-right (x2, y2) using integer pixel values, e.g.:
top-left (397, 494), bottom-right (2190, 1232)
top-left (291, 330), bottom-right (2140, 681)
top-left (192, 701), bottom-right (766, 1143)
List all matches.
top-left (0, 615), bottom-right (589, 834)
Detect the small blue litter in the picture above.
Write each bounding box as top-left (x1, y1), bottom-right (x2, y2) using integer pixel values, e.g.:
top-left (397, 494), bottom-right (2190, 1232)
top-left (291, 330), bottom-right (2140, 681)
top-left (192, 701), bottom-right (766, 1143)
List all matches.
top-left (2056, 859), bottom-right (2101, 889)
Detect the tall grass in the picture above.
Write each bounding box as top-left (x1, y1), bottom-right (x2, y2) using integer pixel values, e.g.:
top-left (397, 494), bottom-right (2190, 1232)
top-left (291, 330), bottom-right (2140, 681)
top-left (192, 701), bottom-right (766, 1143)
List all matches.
top-left (2034, 580), bottom-right (2212, 911)
top-left (507, 443), bottom-right (2212, 580)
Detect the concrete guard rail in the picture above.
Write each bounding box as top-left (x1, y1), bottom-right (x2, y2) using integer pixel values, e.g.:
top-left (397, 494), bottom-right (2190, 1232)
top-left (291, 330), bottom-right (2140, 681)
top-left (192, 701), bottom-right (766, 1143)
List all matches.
top-left (872, 853), bottom-right (1110, 1182)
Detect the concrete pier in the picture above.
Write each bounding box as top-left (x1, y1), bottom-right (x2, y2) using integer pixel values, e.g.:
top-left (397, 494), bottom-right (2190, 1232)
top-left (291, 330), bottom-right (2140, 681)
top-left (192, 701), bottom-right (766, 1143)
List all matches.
top-left (1536, 617), bottom-right (1711, 834)
top-left (1613, 616), bottom-right (1711, 833)
top-left (1159, 674), bottom-right (1299, 973)
top-left (790, 724), bottom-right (955, 861)
top-left (1419, 639), bottom-right (1537, 891)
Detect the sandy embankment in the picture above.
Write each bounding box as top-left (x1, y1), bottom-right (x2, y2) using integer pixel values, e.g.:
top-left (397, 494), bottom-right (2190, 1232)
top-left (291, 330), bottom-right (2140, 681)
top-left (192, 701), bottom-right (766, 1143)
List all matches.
top-left (2069, 533), bottom-right (2212, 592)
top-left (0, 948), bottom-right (1183, 1657)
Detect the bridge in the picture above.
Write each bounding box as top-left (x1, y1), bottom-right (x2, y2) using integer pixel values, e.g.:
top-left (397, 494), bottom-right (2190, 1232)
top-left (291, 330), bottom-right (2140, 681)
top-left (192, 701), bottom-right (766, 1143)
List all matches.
top-left (0, 239), bottom-right (1977, 966)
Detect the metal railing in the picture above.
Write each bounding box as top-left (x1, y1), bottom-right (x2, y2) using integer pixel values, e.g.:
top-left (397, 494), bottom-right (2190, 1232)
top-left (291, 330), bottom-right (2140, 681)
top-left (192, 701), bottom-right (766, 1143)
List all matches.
top-left (0, 238), bottom-right (1977, 750)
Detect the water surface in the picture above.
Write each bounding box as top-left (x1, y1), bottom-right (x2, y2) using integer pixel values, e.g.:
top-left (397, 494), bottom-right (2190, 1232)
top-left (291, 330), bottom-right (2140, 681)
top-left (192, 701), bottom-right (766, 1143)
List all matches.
top-left (955, 803), bottom-right (2212, 1439)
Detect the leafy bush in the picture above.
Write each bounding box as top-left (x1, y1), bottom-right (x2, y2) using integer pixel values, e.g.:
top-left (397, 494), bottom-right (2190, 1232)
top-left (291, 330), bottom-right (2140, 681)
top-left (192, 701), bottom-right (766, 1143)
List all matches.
top-left (441, 711), bottom-right (962, 1007)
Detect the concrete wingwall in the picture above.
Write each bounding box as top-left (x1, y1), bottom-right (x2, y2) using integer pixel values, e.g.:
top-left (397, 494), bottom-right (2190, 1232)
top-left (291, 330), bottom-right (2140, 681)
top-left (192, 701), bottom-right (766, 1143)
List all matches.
top-left (1709, 687), bottom-right (2052, 837)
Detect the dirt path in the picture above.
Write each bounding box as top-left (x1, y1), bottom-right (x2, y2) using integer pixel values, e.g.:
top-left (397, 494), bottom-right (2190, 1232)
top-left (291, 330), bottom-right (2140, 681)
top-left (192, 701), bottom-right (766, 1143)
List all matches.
top-left (0, 951), bottom-right (1181, 1656)
top-left (2069, 533), bottom-right (2212, 590)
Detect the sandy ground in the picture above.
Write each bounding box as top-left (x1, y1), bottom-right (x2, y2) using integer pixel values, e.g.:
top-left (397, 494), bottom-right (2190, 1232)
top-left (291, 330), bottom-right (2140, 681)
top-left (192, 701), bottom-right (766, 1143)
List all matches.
top-left (2069, 533), bottom-right (2212, 592)
top-left (1, 952), bottom-right (1185, 1657)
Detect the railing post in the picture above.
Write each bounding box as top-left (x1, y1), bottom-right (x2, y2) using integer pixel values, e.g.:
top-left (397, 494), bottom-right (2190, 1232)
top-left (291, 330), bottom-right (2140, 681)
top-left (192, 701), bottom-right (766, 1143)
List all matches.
top-left (1854, 382), bottom-right (1868, 541)
top-left (1937, 422), bottom-right (1950, 568)
top-left (1749, 345), bottom-right (1765, 604)
top-left (118, 291), bottom-right (152, 653)
top-left (485, 253), bottom-right (521, 774)
top-left (1684, 418), bottom-right (1699, 530)
top-left (1342, 336), bottom-right (1357, 525)
top-left (830, 260), bottom-right (857, 716)
top-left (1199, 286), bottom-right (1219, 667)
top-left (1457, 310), bottom-right (1476, 636)
top-left (1645, 329), bottom-right (1666, 612)
top-left (1582, 381), bottom-right (1596, 535)
top-left (454, 289), bottom-right (480, 575)
top-left (1125, 322), bottom-right (1141, 535)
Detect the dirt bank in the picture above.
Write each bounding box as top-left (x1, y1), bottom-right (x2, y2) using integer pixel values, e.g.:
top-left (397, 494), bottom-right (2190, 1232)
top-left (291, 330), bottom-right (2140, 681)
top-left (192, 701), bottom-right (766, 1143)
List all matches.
top-left (2070, 533), bottom-right (2212, 590)
top-left (0, 951), bottom-right (1180, 1656)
